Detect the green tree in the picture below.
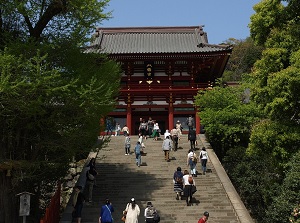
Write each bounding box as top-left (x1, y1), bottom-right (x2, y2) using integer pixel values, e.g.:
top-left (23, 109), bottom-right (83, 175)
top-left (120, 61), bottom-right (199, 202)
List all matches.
top-left (223, 37), bottom-right (264, 82)
top-left (244, 0), bottom-right (300, 221)
top-left (0, 1), bottom-right (121, 222)
top-left (0, 46), bottom-right (120, 222)
top-left (249, 0), bottom-right (285, 46)
top-left (0, 0), bottom-right (110, 42)
top-left (193, 1), bottom-right (300, 221)
top-left (194, 85), bottom-right (261, 160)
top-left (267, 151), bottom-right (300, 223)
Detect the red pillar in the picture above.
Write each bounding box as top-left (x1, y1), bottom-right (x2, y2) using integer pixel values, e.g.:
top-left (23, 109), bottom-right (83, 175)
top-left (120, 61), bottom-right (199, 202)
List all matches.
top-left (127, 105), bottom-right (132, 134)
top-left (195, 111), bottom-right (200, 134)
top-left (99, 117), bottom-right (105, 136)
top-left (168, 103), bottom-right (174, 131)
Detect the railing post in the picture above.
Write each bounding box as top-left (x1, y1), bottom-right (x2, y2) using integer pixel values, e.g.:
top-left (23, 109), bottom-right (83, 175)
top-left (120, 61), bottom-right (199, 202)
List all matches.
top-left (39, 181), bottom-right (61, 223)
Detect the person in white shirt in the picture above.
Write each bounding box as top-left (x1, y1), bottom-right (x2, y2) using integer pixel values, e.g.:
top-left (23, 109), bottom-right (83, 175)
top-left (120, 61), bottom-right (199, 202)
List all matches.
top-left (164, 129), bottom-right (171, 139)
top-left (123, 198), bottom-right (140, 223)
top-left (199, 147), bottom-right (209, 175)
top-left (162, 136), bottom-right (172, 162)
top-left (152, 123), bottom-right (160, 140)
top-left (170, 127), bottom-right (179, 151)
top-left (187, 149), bottom-right (197, 177)
top-left (122, 125), bottom-right (129, 136)
top-left (124, 135), bottom-right (131, 155)
top-left (144, 201), bottom-right (159, 223)
top-left (175, 120), bottom-right (182, 140)
top-left (182, 170), bottom-right (196, 206)
top-left (138, 135), bottom-right (143, 144)
top-left (115, 123), bottom-right (121, 136)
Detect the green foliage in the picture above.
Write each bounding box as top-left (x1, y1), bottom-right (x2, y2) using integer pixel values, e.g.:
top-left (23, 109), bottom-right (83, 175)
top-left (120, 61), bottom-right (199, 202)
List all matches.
top-left (0, 45), bottom-right (120, 164)
top-left (264, 151), bottom-right (300, 223)
top-left (0, 43), bottom-right (121, 220)
top-left (196, 1), bottom-right (300, 222)
top-left (225, 151), bottom-right (281, 222)
top-left (290, 49), bottom-right (300, 68)
top-left (194, 86), bottom-right (262, 160)
top-left (289, 203), bottom-right (300, 223)
top-left (0, 1), bottom-right (121, 221)
top-left (241, 1), bottom-right (300, 220)
top-left (249, 0), bottom-right (284, 46)
top-left (265, 67), bottom-right (300, 123)
top-left (248, 120), bottom-right (300, 167)
top-left (224, 37), bottom-right (264, 81)
top-left (0, 0), bottom-right (111, 42)
top-left (250, 48), bottom-right (290, 109)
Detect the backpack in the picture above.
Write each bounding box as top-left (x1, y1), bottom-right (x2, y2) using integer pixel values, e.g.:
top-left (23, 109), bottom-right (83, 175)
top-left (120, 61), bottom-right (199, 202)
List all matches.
top-left (187, 117), bottom-right (193, 126)
top-left (188, 175), bottom-right (194, 184)
top-left (135, 144), bottom-right (141, 154)
top-left (175, 176), bottom-right (183, 184)
top-left (125, 137), bottom-right (131, 146)
top-left (140, 123), bottom-right (147, 130)
top-left (192, 153), bottom-right (197, 163)
top-left (174, 172), bottom-right (183, 184)
top-left (146, 206), bottom-right (155, 218)
top-left (153, 212), bottom-right (160, 222)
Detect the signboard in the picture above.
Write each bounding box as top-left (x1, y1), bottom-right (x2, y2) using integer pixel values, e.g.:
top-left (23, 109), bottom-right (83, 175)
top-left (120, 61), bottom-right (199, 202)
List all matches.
top-left (144, 61), bottom-right (154, 79)
top-left (19, 193), bottom-right (30, 216)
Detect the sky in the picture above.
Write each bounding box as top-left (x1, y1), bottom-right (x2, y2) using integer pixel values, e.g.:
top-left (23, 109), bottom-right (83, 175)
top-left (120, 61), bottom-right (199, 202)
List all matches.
top-left (100, 0), bottom-right (261, 44)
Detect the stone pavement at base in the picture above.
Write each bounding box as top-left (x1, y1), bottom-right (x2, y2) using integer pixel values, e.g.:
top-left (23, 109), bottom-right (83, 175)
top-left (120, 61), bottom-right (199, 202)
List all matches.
top-left (61, 134), bottom-right (254, 223)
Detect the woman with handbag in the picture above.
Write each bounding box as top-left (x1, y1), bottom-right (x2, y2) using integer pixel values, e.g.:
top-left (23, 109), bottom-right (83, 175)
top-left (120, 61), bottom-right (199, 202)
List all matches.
top-left (152, 123), bottom-right (160, 140)
top-left (123, 198), bottom-right (140, 223)
top-left (99, 198), bottom-right (114, 223)
top-left (199, 147), bottom-right (209, 175)
top-left (72, 186), bottom-right (85, 223)
top-left (187, 149), bottom-right (197, 177)
top-left (182, 170), bottom-right (196, 206)
top-left (173, 167), bottom-right (184, 200)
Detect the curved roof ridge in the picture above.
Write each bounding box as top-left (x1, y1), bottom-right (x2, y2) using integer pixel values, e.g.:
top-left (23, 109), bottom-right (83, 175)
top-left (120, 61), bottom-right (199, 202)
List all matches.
top-left (86, 25), bottom-right (233, 54)
top-left (96, 25), bottom-right (205, 34)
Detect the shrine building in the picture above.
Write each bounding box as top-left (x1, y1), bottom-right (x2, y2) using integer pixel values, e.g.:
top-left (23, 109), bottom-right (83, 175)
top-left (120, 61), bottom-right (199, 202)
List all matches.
top-left (86, 26), bottom-right (232, 135)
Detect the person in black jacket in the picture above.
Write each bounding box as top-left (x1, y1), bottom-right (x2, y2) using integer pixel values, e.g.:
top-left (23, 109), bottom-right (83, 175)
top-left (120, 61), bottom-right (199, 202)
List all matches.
top-left (173, 167), bottom-right (184, 200)
top-left (72, 186), bottom-right (85, 223)
top-left (188, 129), bottom-right (196, 150)
top-left (86, 168), bottom-right (97, 202)
top-left (87, 158), bottom-right (97, 173)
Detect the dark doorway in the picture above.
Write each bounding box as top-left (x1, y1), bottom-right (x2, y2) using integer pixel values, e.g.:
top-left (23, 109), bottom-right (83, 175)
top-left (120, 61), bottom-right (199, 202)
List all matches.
top-left (132, 111), bottom-right (168, 135)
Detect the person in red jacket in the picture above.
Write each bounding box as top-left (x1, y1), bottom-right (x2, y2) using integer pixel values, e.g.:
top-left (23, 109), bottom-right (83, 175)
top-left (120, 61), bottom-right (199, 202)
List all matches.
top-left (198, 211), bottom-right (209, 223)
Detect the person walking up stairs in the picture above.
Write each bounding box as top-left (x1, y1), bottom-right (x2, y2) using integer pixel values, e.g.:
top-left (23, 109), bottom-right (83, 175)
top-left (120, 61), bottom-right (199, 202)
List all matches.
top-left (62, 134), bottom-right (253, 223)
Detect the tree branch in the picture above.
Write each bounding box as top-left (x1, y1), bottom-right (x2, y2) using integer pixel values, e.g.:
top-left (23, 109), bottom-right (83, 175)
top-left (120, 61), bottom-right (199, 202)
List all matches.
top-left (30, 0), bottom-right (65, 40)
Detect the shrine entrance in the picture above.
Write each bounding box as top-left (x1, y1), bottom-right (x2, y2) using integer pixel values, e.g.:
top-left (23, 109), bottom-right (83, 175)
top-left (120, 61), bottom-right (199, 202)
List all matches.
top-left (132, 110), bottom-right (168, 135)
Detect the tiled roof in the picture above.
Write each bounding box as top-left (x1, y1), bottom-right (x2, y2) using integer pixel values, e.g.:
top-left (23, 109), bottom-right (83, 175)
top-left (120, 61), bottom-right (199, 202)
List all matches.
top-left (86, 26), bottom-right (231, 54)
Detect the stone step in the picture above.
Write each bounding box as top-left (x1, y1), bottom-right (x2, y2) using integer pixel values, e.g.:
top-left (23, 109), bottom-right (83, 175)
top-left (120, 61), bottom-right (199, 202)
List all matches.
top-left (62, 134), bottom-right (253, 223)
top-left (81, 135), bottom-right (239, 223)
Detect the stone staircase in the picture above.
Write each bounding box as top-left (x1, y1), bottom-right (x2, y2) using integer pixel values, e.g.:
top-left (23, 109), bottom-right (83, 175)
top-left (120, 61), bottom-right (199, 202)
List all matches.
top-left (63, 134), bottom-right (253, 223)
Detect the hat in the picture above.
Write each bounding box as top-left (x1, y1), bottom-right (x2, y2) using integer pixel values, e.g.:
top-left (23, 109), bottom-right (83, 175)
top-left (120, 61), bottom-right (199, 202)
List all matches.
top-left (204, 211), bottom-right (209, 217)
top-left (177, 120), bottom-right (180, 123)
top-left (131, 198), bottom-right (135, 202)
top-left (146, 201), bottom-right (152, 207)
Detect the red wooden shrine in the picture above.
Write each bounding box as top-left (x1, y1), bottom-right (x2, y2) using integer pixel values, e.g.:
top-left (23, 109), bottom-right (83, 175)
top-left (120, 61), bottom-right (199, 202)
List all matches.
top-left (87, 26), bottom-right (232, 135)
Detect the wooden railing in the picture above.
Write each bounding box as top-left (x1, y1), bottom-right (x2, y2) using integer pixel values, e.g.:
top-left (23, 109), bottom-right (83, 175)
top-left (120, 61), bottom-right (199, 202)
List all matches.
top-left (121, 83), bottom-right (209, 89)
top-left (40, 182), bottom-right (61, 223)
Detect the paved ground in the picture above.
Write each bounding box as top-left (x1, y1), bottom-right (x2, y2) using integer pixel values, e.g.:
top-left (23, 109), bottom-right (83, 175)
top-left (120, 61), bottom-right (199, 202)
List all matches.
top-left (60, 134), bottom-right (254, 223)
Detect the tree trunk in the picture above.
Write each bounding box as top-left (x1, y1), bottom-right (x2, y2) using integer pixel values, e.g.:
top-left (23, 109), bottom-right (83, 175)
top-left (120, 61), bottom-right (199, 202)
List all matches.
top-left (0, 172), bottom-right (19, 223)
